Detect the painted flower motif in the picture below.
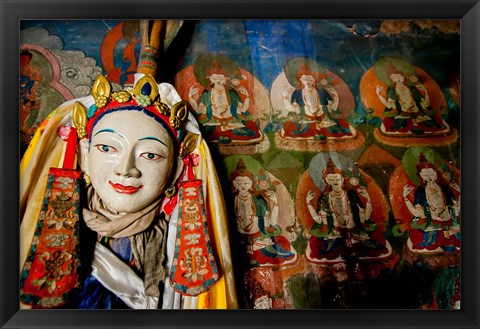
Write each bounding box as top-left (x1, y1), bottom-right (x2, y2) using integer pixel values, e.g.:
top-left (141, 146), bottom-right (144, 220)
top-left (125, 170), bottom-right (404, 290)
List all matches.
top-left (32, 250), bottom-right (72, 293)
top-left (112, 90), bottom-right (132, 103)
top-left (180, 248), bottom-right (209, 283)
top-left (136, 94), bottom-right (152, 107)
top-left (442, 171), bottom-right (452, 181)
top-left (350, 177), bottom-right (359, 186)
top-left (258, 180), bottom-right (270, 190)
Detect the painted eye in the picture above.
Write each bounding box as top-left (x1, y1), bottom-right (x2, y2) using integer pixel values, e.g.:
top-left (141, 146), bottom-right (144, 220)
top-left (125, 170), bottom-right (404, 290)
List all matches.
top-left (140, 152), bottom-right (163, 161)
top-left (95, 144), bottom-right (117, 153)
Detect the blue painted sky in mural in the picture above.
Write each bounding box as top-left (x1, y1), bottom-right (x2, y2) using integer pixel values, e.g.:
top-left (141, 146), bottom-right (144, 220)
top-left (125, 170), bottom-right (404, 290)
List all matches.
top-left (21, 19), bottom-right (459, 114)
top-left (181, 19), bottom-right (459, 116)
top-left (182, 20), bottom-right (459, 88)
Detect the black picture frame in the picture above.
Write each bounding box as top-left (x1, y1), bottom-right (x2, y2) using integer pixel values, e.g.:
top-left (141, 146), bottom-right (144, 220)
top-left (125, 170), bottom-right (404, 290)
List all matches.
top-left (1, 0), bottom-right (479, 328)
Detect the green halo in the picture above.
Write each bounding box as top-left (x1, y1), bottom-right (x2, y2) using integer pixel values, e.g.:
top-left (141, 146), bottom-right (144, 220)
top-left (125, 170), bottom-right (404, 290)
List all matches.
top-left (374, 56), bottom-right (417, 85)
top-left (193, 53), bottom-right (241, 89)
top-left (284, 57), bottom-right (328, 89)
top-left (402, 147), bottom-right (448, 186)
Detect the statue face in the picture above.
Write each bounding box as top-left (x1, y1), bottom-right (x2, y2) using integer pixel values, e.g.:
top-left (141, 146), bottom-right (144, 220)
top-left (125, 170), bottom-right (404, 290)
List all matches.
top-left (233, 176), bottom-right (253, 194)
top-left (419, 167), bottom-right (438, 184)
top-left (87, 110), bottom-right (175, 214)
top-left (325, 173), bottom-right (344, 189)
top-left (300, 74), bottom-right (315, 88)
top-left (209, 73), bottom-right (228, 87)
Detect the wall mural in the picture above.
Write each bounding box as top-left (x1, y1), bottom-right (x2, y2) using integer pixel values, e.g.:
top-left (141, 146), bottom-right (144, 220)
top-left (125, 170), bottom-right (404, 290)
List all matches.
top-left (20, 19), bottom-right (461, 310)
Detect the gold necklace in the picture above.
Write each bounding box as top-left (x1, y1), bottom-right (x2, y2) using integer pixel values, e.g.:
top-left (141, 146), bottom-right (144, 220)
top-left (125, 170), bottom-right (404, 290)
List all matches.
top-left (237, 193), bottom-right (252, 201)
top-left (426, 183), bottom-right (440, 193)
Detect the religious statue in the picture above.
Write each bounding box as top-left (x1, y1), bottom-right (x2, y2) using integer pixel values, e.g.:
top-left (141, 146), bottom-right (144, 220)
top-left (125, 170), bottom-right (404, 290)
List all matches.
top-left (19, 20), bottom-right (237, 309)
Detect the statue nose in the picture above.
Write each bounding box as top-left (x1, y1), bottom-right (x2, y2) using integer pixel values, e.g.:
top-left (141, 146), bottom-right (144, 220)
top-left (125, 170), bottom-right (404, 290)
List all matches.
top-left (113, 152), bottom-right (141, 178)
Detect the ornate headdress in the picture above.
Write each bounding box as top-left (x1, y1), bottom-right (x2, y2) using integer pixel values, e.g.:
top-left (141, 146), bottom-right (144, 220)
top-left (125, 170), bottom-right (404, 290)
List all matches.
top-left (231, 158), bottom-right (254, 180)
top-left (296, 63), bottom-right (318, 83)
top-left (323, 157), bottom-right (343, 177)
top-left (207, 59), bottom-right (228, 77)
top-left (416, 152), bottom-right (437, 173)
top-left (386, 62), bottom-right (405, 78)
top-left (72, 74), bottom-right (198, 159)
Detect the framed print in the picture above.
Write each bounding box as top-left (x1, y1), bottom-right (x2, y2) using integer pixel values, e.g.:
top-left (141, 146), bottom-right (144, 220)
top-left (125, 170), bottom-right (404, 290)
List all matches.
top-left (1, 0), bottom-right (479, 328)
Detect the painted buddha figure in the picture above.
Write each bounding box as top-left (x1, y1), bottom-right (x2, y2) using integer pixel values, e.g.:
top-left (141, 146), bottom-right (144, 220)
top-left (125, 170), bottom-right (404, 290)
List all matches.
top-left (305, 158), bottom-right (389, 262)
top-left (188, 60), bottom-right (261, 143)
top-left (281, 63), bottom-right (353, 140)
top-left (375, 64), bottom-right (448, 135)
top-left (231, 159), bottom-right (296, 267)
top-left (402, 153), bottom-right (460, 253)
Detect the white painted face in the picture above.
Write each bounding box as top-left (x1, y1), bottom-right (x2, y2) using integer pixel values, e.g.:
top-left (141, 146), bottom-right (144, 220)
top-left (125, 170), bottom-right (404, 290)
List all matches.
top-left (389, 73), bottom-right (405, 84)
top-left (325, 173), bottom-right (344, 189)
top-left (300, 74), bottom-right (316, 88)
top-left (419, 167), bottom-right (438, 184)
top-left (233, 176), bottom-right (253, 194)
top-left (86, 110), bottom-right (175, 214)
top-left (209, 73), bottom-right (228, 87)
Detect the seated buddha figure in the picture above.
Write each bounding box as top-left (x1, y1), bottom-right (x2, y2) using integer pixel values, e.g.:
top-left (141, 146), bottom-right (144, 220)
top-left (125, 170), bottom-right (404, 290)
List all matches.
top-left (375, 64), bottom-right (448, 136)
top-left (402, 153), bottom-right (460, 253)
top-left (188, 60), bottom-right (261, 144)
top-left (231, 159), bottom-right (297, 267)
top-left (305, 158), bottom-right (390, 263)
top-left (280, 63), bottom-right (353, 140)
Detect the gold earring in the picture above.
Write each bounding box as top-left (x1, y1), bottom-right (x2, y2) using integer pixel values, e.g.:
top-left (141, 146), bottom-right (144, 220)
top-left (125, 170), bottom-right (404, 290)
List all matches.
top-left (165, 185), bottom-right (177, 198)
top-left (84, 174), bottom-right (91, 187)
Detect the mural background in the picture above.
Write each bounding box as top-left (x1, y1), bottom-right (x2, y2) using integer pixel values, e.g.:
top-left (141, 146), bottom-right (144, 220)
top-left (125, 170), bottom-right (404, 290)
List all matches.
top-left (20, 19), bottom-right (461, 309)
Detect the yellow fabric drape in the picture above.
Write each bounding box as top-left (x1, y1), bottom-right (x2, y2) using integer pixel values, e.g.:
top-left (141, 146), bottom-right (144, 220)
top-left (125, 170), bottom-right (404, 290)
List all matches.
top-left (20, 102), bottom-right (75, 270)
top-left (195, 141), bottom-right (238, 309)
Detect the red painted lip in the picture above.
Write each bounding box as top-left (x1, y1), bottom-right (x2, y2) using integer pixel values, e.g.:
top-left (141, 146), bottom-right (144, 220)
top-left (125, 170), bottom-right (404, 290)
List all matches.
top-left (109, 181), bottom-right (143, 194)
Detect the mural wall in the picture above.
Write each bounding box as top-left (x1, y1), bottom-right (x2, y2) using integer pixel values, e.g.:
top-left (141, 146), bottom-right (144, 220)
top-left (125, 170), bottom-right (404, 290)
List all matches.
top-left (20, 19), bottom-right (461, 309)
